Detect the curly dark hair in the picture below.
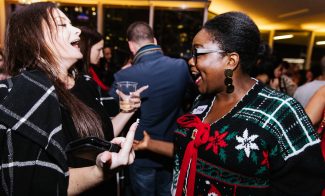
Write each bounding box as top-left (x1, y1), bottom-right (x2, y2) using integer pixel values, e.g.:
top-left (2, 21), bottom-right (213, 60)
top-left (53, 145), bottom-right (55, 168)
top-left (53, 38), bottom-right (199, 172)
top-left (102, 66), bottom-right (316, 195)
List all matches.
top-left (203, 12), bottom-right (260, 74)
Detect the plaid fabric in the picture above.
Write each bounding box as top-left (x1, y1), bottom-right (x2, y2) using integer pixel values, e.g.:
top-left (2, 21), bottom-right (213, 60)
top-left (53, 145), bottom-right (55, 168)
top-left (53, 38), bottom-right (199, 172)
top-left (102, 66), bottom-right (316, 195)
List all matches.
top-left (0, 70), bottom-right (68, 196)
top-left (234, 86), bottom-right (319, 160)
top-left (172, 81), bottom-right (325, 195)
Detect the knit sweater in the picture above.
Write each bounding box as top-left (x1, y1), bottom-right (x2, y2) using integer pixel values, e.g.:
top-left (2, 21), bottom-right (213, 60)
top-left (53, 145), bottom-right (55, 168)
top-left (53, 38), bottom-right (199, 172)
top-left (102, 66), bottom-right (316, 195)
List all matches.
top-left (172, 82), bottom-right (325, 196)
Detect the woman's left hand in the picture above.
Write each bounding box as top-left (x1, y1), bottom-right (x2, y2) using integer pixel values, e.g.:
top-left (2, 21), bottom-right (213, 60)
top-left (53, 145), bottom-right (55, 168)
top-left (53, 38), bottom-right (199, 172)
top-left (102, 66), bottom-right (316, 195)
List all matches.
top-left (96, 121), bottom-right (138, 170)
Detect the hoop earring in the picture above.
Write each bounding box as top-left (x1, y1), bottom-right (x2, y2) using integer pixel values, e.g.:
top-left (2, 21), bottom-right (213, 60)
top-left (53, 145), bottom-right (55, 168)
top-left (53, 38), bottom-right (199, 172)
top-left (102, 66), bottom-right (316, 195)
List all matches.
top-left (224, 69), bottom-right (234, 93)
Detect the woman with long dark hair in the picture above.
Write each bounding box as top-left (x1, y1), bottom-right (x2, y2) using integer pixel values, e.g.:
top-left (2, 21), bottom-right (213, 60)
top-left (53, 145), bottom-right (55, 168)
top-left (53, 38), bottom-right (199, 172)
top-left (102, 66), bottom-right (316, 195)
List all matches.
top-left (0, 2), bottom-right (145, 195)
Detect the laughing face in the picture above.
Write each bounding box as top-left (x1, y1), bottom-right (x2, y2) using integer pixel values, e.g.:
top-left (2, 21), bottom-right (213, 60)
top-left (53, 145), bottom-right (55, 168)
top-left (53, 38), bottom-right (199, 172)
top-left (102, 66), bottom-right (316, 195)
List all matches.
top-left (43, 8), bottom-right (82, 73)
top-left (189, 29), bottom-right (228, 95)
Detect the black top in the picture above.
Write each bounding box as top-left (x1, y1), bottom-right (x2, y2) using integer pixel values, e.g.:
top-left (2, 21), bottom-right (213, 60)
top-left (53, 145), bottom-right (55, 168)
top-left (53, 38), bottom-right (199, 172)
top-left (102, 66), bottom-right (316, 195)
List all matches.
top-left (61, 74), bottom-right (116, 196)
top-left (62, 74), bottom-right (114, 143)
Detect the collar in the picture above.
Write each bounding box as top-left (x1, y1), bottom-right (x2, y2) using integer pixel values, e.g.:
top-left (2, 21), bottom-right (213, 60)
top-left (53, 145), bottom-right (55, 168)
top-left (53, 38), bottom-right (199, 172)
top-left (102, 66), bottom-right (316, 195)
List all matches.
top-left (132, 44), bottom-right (162, 64)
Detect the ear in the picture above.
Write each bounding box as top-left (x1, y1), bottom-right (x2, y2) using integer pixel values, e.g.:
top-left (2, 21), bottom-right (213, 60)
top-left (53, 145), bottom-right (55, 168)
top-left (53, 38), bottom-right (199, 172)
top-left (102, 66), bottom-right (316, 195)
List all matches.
top-left (226, 52), bottom-right (240, 70)
top-left (128, 41), bottom-right (138, 55)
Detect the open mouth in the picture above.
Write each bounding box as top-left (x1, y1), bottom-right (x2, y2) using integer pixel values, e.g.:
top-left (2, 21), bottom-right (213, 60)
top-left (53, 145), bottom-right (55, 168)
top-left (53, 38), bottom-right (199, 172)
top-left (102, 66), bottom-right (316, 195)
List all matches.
top-left (70, 39), bottom-right (80, 48)
top-left (191, 72), bottom-right (202, 85)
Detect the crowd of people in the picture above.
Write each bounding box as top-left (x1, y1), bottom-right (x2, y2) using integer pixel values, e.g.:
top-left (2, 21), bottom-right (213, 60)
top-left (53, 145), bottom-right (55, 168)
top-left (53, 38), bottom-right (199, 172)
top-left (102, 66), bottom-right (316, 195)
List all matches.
top-left (0, 2), bottom-right (324, 196)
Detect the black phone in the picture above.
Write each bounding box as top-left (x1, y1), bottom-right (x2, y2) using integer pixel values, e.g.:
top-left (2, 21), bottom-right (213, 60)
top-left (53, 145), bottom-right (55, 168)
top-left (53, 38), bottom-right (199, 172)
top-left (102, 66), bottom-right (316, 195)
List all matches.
top-left (65, 137), bottom-right (121, 161)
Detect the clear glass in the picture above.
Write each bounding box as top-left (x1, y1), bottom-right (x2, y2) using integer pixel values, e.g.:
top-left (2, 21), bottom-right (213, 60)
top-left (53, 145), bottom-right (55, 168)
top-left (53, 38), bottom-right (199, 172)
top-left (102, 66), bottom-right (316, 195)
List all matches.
top-left (116, 81), bottom-right (138, 112)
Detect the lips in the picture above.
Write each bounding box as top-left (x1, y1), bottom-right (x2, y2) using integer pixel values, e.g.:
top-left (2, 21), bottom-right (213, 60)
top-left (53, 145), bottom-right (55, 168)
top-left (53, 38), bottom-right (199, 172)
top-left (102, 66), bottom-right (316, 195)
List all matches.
top-left (70, 39), bottom-right (80, 48)
top-left (191, 72), bottom-right (202, 85)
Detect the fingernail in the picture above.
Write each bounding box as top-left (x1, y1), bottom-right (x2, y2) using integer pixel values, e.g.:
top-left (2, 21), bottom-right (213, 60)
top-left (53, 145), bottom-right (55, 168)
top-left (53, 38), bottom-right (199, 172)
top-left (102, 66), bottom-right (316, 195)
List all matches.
top-left (101, 156), bottom-right (107, 163)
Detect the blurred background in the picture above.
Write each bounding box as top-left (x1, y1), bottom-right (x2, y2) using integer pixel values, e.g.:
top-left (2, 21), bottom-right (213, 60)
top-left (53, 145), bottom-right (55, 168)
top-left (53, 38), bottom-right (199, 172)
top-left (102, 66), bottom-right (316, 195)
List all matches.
top-left (1, 0), bottom-right (325, 70)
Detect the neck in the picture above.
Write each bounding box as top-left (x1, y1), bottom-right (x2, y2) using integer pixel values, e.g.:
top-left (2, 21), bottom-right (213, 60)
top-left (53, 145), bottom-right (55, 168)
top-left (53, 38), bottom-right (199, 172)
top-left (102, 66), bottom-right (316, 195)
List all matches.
top-left (215, 75), bottom-right (255, 102)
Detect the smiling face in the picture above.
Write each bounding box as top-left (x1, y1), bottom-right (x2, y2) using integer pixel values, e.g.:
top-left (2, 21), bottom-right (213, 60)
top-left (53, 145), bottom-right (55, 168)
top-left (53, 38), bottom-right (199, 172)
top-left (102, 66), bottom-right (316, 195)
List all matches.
top-left (189, 29), bottom-right (229, 95)
top-left (43, 8), bottom-right (82, 74)
top-left (90, 40), bottom-right (104, 64)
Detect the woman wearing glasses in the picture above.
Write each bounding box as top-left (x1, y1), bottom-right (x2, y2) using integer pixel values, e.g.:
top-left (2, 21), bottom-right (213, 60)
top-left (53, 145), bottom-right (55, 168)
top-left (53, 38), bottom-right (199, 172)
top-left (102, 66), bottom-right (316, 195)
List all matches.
top-left (171, 12), bottom-right (325, 195)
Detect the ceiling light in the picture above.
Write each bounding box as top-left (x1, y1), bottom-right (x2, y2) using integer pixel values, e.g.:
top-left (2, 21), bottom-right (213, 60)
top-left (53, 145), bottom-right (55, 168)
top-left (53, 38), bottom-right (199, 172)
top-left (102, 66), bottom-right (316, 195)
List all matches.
top-left (316, 41), bottom-right (325, 45)
top-left (273, 34), bottom-right (294, 40)
top-left (283, 58), bottom-right (305, 64)
top-left (278, 9), bottom-right (309, 18)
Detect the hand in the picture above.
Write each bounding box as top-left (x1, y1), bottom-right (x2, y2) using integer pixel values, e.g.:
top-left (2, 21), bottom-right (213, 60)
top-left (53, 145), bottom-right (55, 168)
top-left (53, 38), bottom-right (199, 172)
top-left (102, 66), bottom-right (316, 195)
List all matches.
top-left (269, 78), bottom-right (279, 90)
top-left (116, 85), bottom-right (149, 112)
top-left (130, 85), bottom-right (149, 110)
top-left (133, 131), bottom-right (151, 151)
top-left (96, 121), bottom-right (138, 170)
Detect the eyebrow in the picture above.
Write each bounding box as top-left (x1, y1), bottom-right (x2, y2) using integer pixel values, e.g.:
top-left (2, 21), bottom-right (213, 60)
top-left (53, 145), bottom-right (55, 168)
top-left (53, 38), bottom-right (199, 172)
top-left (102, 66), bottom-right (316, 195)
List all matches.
top-left (54, 16), bottom-right (70, 23)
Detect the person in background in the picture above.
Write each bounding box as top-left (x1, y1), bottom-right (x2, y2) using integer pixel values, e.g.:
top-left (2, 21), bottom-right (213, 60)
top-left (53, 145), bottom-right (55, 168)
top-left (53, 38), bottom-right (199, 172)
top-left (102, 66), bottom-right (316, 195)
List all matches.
top-left (0, 48), bottom-right (9, 80)
top-left (270, 60), bottom-right (297, 96)
top-left (110, 21), bottom-right (194, 196)
top-left (170, 12), bottom-right (324, 195)
top-left (99, 46), bottom-right (118, 88)
top-left (250, 42), bottom-right (275, 85)
top-left (305, 85), bottom-right (325, 136)
top-left (294, 56), bottom-right (325, 107)
top-left (75, 27), bottom-right (109, 93)
top-left (75, 26), bottom-right (121, 117)
top-left (74, 26), bottom-right (148, 195)
top-left (0, 2), bottom-right (142, 195)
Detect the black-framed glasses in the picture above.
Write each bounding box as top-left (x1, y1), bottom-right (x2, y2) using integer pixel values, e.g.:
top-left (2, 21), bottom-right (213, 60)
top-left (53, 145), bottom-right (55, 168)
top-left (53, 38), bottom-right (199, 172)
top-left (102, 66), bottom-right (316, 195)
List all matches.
top-left (191, 48), bottom-right (225, 65)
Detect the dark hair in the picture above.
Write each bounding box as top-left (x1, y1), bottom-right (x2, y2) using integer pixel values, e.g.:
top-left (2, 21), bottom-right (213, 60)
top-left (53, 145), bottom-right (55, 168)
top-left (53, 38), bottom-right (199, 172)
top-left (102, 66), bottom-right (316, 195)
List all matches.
top-left (203, 12), bottom-right (260, 74)
top-left (4, 2), bottom-right (104, 138)
top-left (0, 48), bottom-right (3, 58)
top-left (75, 26), bottom-right (103, 73)
top-left (0, 48), bottom-right (4, 72)
top-left (309, 62), bottom-right (321, 79)
top-left (127, 21), bottom-right (154, 43)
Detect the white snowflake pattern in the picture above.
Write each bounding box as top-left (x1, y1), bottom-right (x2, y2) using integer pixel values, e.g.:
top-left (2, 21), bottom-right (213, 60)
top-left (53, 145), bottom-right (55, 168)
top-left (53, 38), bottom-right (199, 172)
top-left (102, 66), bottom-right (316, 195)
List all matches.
top-left (235, 128), bottom-right (259, 157)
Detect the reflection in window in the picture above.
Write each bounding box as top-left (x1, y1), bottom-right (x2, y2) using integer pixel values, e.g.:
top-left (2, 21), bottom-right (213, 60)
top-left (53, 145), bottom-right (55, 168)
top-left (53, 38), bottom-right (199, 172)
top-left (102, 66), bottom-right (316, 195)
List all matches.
top-left (60, 5), bottom-right (97, 29)
top-left (103, 6), bottom-right (149, 68)
top-left (312, 34), bottom-right (325, 64)
top-left (154, 8), bottom-right (204, 59)
top-left (273, 30), bottom-right (310, 69)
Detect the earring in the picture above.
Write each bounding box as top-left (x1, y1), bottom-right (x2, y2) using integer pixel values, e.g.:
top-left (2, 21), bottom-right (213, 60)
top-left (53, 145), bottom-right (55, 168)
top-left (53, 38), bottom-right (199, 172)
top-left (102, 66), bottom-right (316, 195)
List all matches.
top-left (224, 69), bottom-right (234, 93)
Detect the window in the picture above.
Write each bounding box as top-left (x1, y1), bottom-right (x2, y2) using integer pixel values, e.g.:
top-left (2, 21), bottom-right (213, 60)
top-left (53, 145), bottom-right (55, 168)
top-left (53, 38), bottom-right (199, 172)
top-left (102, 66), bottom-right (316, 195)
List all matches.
top-left (154, 7), bottom-right (204, 59)
top-left (60, 5), bottom-right (97, 29)
top-left (103, 5), bottom-right (149, 67)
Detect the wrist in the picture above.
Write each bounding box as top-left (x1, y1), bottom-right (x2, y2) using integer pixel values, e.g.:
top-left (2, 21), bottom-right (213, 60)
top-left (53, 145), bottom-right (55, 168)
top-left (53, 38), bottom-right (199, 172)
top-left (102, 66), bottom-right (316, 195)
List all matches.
top-left (92, 165), bottom-right (104, 181)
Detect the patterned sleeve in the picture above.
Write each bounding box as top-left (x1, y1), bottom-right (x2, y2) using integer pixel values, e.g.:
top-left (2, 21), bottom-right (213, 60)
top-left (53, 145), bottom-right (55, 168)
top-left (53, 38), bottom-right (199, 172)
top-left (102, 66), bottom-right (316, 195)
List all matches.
top-left (268, 98), bottom-right (325, 195)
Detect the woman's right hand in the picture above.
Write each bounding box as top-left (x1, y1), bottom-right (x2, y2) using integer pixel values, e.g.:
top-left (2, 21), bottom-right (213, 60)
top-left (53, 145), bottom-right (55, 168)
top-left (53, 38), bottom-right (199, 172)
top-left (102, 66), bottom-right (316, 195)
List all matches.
top-left (96, 121), bottom-right (138, 170)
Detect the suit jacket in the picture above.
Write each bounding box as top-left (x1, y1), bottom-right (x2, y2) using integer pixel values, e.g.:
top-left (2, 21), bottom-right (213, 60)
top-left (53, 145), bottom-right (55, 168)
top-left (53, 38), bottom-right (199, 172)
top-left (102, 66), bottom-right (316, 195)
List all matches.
top-left (110, 44), bottom-right (193, 167)
top-left (0, 70), bottom-right (68, 195)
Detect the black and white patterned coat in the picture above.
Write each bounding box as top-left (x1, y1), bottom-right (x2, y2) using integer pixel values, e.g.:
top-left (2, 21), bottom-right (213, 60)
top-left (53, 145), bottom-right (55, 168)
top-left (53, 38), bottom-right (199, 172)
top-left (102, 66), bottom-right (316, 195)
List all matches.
top-left (0, 70), bottom-right (69, 196)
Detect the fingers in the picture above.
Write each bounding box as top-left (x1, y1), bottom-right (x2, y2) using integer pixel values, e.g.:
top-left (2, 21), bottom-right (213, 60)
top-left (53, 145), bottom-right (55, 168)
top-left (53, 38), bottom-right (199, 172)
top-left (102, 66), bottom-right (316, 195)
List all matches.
top-left (96, 151), bottom-right (112, 168)
top-left (116, 90), bottom-right (129, 100)
top-left (143, 131), bottom-right (149, 137)
top-left (118, 121), bottom-right (137, 156)
top-left (111, 137), bottom-right (126, 146)
top-left (128, 149), bottom-right (135, 164)
top-left (134, 85), bottom-right (149, 96)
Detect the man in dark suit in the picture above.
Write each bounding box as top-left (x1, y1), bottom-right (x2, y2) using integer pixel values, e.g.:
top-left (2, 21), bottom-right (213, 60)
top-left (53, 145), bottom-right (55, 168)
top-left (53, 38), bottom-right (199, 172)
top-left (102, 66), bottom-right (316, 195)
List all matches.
top-left (109, 21), bottom-right (193, 196)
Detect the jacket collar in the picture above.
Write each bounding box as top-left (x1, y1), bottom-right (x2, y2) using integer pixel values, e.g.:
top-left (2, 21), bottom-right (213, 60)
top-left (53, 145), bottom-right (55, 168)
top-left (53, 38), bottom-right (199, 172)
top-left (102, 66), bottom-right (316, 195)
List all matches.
top-left (132, 44), bottom-right (163, 64)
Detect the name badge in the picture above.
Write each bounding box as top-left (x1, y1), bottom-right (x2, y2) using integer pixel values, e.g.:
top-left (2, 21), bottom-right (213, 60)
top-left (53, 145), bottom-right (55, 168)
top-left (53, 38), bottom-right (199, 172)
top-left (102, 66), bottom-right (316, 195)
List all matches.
top-left (192, 105), bottom-right (208, 114)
